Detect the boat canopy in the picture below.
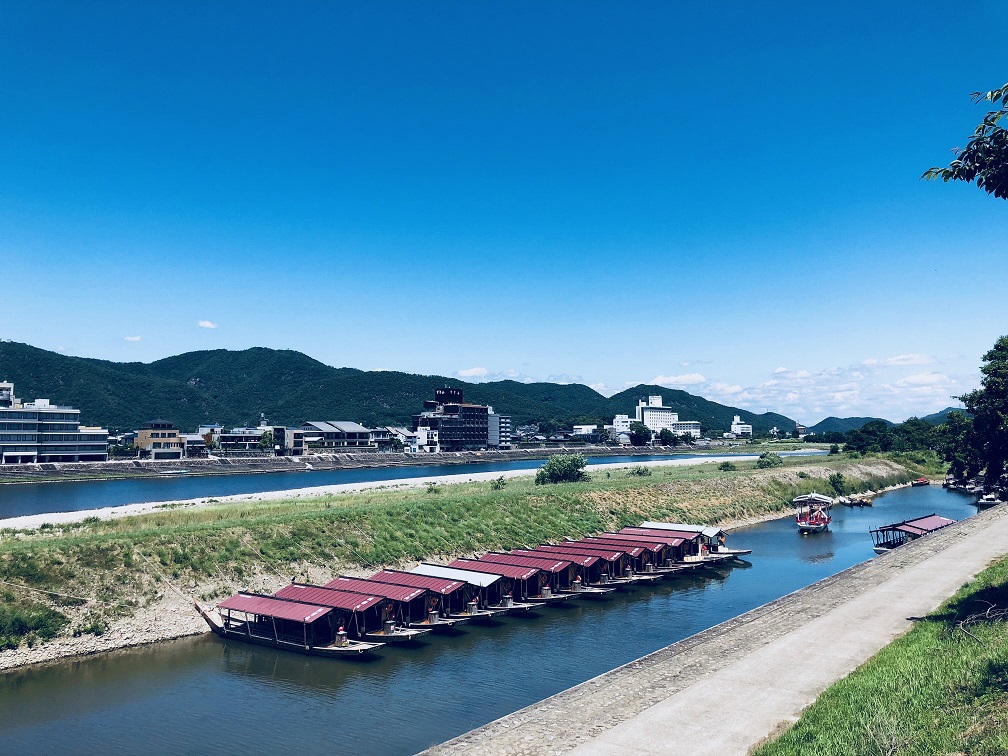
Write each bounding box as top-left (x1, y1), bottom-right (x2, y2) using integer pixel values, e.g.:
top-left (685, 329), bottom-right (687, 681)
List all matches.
top-left (793, 492), bottom-right (834, 505)
top-left (219, 593), bottom-right (332, 624)
top-left (325, 577), bottom-right (425, 603)
top-left (584, 534), bottom-right (669, 552)
top-left (368, 570), bottom-right (466, 595)
top-left (639, 521), bottom-right (722, 539)
top-left (884, 514), bottom-right (955, 536)
top-left (412, 563), bottom-right (502, 588)
top-left (275, 584), bottom-right (383, 612)
top-left (510, 548), bottom-right (597, 567)
top-left (537, 543), bottom-right (625, 562)
top-left (481, 552), bottom-right (572, 573)
top-left (577, 538), bottom-right (646, 557)
top-left (448, 559), bottom-right (540, 581)
top-left (616, 527), bottom-right (690, 545)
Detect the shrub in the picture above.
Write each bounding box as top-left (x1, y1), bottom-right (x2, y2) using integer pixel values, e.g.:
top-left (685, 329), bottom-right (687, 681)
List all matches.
top-left (718, 462), bottom-right (737, 472)
top-left (535, 454), bottom-right (589, 485)
top-left (489, 476), bottom-right (506, 491)
top-left (627, 465), bottom-right (652, 477)
top-left (829, 444), bottom-right (840, 455)
top-left (0, 604), bottom-right (68, 649)
top-left (797, 471), bottom-right (809, 478)
top-left (425, 482), bottom-right (439, 494)
top-left (756, 452), bottom-right (784, 469)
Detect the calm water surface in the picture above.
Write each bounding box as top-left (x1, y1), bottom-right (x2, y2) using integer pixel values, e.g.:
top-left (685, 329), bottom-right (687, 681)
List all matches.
top-left (0, 485), bottom-right (975, 755)
top-left (0, 451), bottom-right (822, 519)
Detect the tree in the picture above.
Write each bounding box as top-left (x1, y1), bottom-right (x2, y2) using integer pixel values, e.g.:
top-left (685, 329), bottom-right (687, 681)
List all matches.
top-left (597, 427), bottom-right (610, 444)
top-left (938, 410), bottom-right (979, 480)
top-left (755, 452), bottom-right (784, 468)
top-left (959, 336), bottom-right (1008, 487)
top-left (657, 428), bottom-right (676, 446)
top-left (535, 454), bottom-right (589, 485)
top-left (258, 430), bottom-right (274, 450)
top-left (628, 421), bottom-right (652, 446)
top-left (923, 84), bottom-right (1008, 199)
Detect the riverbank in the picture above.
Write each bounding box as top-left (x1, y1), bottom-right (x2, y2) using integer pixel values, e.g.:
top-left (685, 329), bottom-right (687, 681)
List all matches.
top-left (0, 444), bottom-right (810, 485)
top-left (0, 453), bottom-right (936, 671)
top-left (425, 499), bottom-right (1008, 756)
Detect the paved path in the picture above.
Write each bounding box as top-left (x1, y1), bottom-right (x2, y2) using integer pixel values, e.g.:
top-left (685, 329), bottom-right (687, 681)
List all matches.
top-left (426, 503), bottom-right (1008, 756)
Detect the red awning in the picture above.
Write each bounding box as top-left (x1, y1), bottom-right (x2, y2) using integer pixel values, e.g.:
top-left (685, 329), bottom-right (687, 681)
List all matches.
top-left (619, 526), bottom-right (698, 543)
top-left (895, 514), bottom-right (955, 536)
top-left (536, 543), bottom-right (625, 562)
top-left (579, 538), bottom-right (647, 556)
top-left (325, 577), bottom-right (425, 603)
top-left (480, 552), bottom-right (572, 573)
top-left (218, 593), bottom-right (332, 623)
top-left (368, 570), bottom-right (466, 595)
top-left (275, 584), bottom-right (383, 612)
top-left (448, 559), bottom-right (539, 581)
top-left (510, 548), bottom-right (598, 567)
top-left (585, 534), bottom-right (668, 552)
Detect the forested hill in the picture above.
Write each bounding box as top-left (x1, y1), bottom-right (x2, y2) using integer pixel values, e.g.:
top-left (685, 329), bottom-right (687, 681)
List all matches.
top-left (808, 416), bottom-right (894, 434)
top-left (0, 342), bottom-right (794, 435)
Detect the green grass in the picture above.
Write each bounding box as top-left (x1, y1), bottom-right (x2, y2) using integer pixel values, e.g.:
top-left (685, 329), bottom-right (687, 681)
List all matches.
top-left (754, 557), bottom-right (1008, 756)
top-left (0, 453), bottom-right (934, 650)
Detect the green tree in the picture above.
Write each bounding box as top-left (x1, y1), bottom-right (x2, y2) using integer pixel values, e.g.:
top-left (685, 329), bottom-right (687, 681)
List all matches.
top-left (938, 410), bottom-right (979, 480)
top-left (535, 454), bottom-right (589, 485)
top-left (657, 428), bottom-right (676, 446)
top-left (258, 431), bottom-right (274, 450)
top-left (959, 336), bottom-right (1008, 487)
top-left (924, 84), bottom-right (1008, 199)
top-left (628, 421), bottom-right (652, 446)
top-left (828, 472), bottom-right (847, 495)
top-left (755, 452), bottom-right (784, 469)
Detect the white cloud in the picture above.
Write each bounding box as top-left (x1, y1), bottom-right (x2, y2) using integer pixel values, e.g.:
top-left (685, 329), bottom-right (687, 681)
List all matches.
top-left (864, 353), bottom-right (936, 367)
top-left (895, 372), bottom-right (951, 387)
top-left (503, 369), bottom-right (520, 378)
top-left (124, 336), bottom-right (142, 342)
top-left (198, 320), bottom-right (218, 329)
top-left (456, 367), bottom-right (488, 378)
top-left (774, 366), bottom-right (788, 374)
top-left (709, 382), bottom-right (743, 395)
top-left (652, 372), bottom-right (706, 386)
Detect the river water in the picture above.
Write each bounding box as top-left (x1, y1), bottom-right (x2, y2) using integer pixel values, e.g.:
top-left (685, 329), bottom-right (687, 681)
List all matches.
top-left (0, 452), bottom-right (821, 520)
top-left (0, 485), bottom-right (976, 755)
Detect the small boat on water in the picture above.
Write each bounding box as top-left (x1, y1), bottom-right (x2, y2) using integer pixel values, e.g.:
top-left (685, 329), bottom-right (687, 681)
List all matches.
top-left (911, 477), bottom-right (931, 487)
top-left (976, 493), bottom-right (1003, 509)
top-left (159, 469), bottom-right (190, 475)
top-left (793, 493), bottom-right (833, 534)
top-left (870, 513), bottom-right (955, 554)
top-left (197, 594), bottom-right (385, 658)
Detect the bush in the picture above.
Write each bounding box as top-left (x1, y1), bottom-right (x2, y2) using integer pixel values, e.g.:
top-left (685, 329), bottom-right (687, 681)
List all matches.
top-left (535, 454), bottom-right (589, 485)
top-left (756, 452), bottom-right (784, 469)
top-left (425, 482), bottom-right (439, 494)
top-left (829, 472), bottom-right (847, 495)
top-left (718, 462), bottom-right (737, 472)
top-left (797, 471), bottom-right (809, 478)
top-left (489, 476), bottom-right (506, 491)
top-left (0, 604), bottom-right (68, 649)
top-left (627, 465), bottom-right (652, 477)
top-left (829, 444), bottom-right (840, 455)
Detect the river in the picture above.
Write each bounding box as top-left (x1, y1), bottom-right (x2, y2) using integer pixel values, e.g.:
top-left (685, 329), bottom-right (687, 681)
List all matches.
top-left (0, 485), bottom-right (976, 755)
top-left (0, 451), bottom-right (822, 520)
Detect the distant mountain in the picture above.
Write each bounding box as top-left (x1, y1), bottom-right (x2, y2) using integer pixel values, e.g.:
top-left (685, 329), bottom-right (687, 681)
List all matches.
top-left (921, 406), bottom-right (970, 425)
top-left (0, 342), bottom-right (794, 435)
top-left (809, 416), bottom-right (894, 435)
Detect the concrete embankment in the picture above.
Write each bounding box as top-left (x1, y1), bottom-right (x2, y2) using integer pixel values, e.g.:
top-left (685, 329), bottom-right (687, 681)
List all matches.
top-left (0, 445), bottom-right (722, 484)
top-left (425, 502), bottom-right (1008, 756)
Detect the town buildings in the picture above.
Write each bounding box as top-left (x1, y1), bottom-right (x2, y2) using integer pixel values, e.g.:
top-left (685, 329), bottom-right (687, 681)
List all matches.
top-left (135, 420), bottom-right (184, 460)
top-left (633, 395), bottom-right (702, 439)
top-left (301, 420), bottom-right (377, 451)
top-left (730, 415), bottom-right (753, 437)
top-left (412, 388), bottom-right (493, 452)
top-left (0, 382), bottom-right (109, 463)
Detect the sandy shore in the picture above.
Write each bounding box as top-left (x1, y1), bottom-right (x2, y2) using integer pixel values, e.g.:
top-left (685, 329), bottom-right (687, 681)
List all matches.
top-left (0, 454), bottom-right (758, 532)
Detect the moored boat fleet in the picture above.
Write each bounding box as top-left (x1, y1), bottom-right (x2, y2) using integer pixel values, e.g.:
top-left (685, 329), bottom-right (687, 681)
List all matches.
top-left (196, 521), bottom-right (751, 659)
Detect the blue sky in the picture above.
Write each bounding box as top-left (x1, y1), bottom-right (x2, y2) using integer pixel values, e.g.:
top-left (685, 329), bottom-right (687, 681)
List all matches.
top-left (2, 2), bottom-right (1006, 423)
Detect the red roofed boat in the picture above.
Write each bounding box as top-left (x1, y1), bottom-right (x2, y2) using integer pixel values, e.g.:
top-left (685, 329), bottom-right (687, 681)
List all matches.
top-left (794, 492), bottom-right (833, 534)
top-left (196, 593), bottom-right (386, 658)
top-left (870, 513), bottom-right (955, 554)
top-left (911, 477), bottom-right (931, 487)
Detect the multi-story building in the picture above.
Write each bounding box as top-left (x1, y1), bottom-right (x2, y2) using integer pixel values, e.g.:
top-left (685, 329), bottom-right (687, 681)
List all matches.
top-left (730, 415), bottom-right (753, 437)
top-left (135, 420), bottom-right (184, 460)
top-left (0, 382), bottom-right (108, 464)
top-left (301, 421), bottom-right (377, 451)
top-left (634, 395), bottom-right (702, 439)
top-left (412, 388), bottom-right (490, 452)
top-left (487, 408), bottom-right (512, 450)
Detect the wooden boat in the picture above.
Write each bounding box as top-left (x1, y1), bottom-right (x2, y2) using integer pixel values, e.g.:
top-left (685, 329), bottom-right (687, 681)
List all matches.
top-left (870, 513), bottom-right (955, 554)
top-left (364, 622), bottom-right (431, 644)
top-left (197, 597), bottom-right (385, 658)
top-left (911, 477), bottom-right (931, 487)
top-left (793, 493), bottom-right (833, 534)
top-left (976, 493), bottom-right (1003, 509)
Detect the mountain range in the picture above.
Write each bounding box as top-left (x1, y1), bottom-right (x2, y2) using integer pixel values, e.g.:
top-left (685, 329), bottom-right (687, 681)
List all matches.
top-left (0, 341), bottom-right (796, 435)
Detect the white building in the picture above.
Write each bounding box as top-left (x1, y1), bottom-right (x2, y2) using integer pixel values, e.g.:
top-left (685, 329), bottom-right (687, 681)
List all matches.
top-left (634, 396), bottom-right (702, 439)
top-left (730, 415), bottom-right (753, 437)
top-left (573, 424), bottom-right (598, 436)
top-left (487, 408), bottom-right (512, 450)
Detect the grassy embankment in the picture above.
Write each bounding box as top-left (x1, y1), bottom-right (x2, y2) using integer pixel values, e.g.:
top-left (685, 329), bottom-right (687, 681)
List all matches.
top-left (0, 452), bottom-right (940, 651)
top-left (754, 554), bottom-right (1008, 756)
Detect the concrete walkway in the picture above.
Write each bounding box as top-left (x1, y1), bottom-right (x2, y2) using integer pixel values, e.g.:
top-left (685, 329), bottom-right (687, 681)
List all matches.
top-left (427, 503), bottom-right (1008, 756)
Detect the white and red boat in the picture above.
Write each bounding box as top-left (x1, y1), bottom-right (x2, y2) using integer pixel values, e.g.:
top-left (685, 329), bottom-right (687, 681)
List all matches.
top-left (794, 492), bottom-right (833, 534)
